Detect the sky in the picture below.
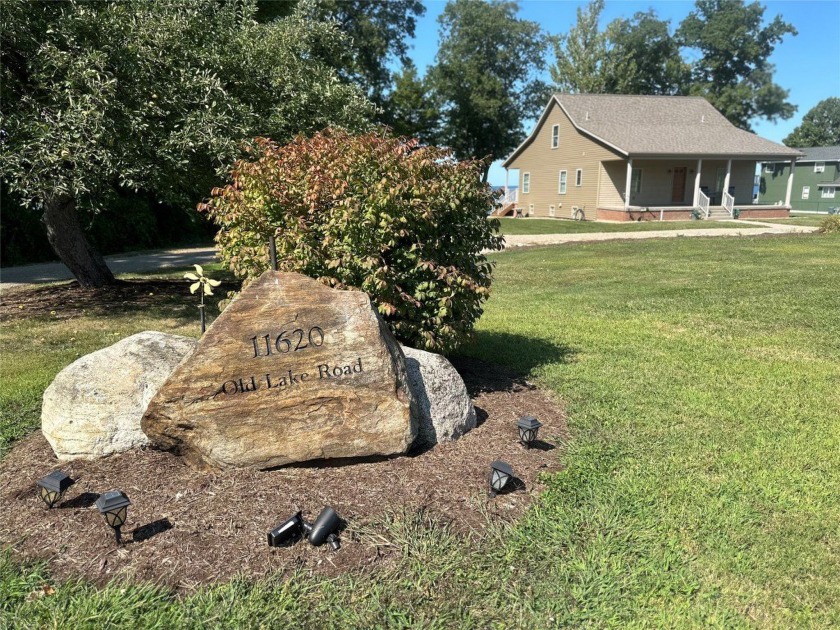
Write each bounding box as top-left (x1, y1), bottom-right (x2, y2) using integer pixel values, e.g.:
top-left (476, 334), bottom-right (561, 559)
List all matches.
top-left (402, 0), bottom-right (840, 186)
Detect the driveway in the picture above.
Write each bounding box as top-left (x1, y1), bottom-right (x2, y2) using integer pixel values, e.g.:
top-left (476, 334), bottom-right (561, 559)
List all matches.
top-left (0, 246), bottom-right (217, 288)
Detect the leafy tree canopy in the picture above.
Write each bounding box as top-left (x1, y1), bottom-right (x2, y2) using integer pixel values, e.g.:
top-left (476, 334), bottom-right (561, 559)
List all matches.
top-left (429, 0), bottom-right (547, 181)
top-left (677, 0), bottom-right (797, 130)
top-left (0, 0), bottom-right (373, 287)
top-left (783, 98), bottom-right (840, 148)
top-left (380, 63), bottom-right (441, 143)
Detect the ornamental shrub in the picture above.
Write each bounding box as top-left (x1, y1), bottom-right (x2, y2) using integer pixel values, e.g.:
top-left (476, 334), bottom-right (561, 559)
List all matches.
top-left (205, 129), bottom-right (503, 353)
top-left (817, 215), bottom-right (840, 234)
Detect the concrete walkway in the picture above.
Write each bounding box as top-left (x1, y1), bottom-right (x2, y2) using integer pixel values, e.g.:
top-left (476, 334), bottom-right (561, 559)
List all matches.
top-left (0, 246), bottom-right (217, 288)
top-left (499, 221), bottom-right (818, 250)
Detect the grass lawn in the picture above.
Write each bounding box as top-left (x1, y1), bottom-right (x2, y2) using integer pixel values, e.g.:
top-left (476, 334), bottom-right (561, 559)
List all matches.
top-left (2, 234), bottom-right (839, 627)
top-left (495, 217), bottom-right (762, 235)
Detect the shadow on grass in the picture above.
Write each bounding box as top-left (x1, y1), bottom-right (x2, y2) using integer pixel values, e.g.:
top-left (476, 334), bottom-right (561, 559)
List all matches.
top-left (451, 331), bottom-right (575, 396)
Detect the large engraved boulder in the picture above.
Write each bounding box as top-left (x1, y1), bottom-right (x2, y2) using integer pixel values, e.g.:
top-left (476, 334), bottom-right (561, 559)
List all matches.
top-left (141, 272), bottom-right (416, 470)
top-left (42, 332), bottom-right (198, 461)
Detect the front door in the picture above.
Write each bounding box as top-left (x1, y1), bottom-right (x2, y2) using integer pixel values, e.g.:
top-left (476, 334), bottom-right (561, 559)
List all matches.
top-left (671, 167), bottom-right (687, 203)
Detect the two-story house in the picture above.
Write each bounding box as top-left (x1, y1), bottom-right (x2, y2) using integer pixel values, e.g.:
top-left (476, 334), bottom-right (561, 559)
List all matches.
top-left (501, 94), bottom-right (802, 221)
top-left (759, 146), bottom-right (840, 213)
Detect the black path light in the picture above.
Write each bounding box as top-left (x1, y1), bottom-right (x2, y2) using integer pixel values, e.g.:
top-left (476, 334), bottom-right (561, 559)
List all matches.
top-left (95, 490), bottom-right (131, 543)
top-left (517, 415), bottom-right (543, 448)
top-left (267, 506), bottom-right (341, 551)
top-left (488, 460), bottom-right (514, 497)
top-left (36, 471), bottom-right (74, 508)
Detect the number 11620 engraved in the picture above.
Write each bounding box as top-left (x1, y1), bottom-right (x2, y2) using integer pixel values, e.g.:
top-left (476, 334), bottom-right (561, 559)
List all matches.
top-left (250, 326), bottom-right (324, 358)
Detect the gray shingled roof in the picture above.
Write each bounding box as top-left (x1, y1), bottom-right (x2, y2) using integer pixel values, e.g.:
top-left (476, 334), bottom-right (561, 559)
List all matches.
top-left (503, 94), bottom-right (802, 166)
top-left (787, 145), bottom-right (840, 163)
top-left (556, 94), bottom-right (801, 158)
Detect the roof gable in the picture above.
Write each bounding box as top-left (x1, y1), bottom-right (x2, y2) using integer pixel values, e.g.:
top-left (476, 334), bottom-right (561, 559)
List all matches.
top-left (504, 94), bottom-right (802, 166)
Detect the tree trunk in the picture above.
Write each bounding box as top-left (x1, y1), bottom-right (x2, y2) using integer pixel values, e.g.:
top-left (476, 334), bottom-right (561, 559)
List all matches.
top-left (41, 195), bottom-right (115, 288)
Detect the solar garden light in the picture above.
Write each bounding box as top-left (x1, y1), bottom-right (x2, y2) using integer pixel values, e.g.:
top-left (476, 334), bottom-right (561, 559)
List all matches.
top-left (95, 490), bottom-right (131, 544)
top-left (517, 415), bottom-right (543, 449)
top-left (267, 507), bottom-right (341, 551)
top-left (36, 471), bottom-right (74, 508)
top-left (488, 460), bottom-right (513, 497)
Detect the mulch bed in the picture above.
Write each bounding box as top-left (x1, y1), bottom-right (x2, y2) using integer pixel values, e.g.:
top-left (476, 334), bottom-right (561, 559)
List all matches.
top-left (0, 358), bottom-right (567, 591)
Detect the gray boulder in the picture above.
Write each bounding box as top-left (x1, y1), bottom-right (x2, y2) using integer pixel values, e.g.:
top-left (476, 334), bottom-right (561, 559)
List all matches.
top-left (402, 346), bottom-right (476, 449)
top-left (41, 331), bottom-right (197, 461)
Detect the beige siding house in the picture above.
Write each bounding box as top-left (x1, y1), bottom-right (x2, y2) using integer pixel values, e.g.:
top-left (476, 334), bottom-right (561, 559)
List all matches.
top-left (501, 94), bottom-right (802, 221)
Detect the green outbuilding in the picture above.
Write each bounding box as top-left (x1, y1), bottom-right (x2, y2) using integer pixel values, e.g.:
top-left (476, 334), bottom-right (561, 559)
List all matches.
top-left (759, 146), bottom-right (840, 213)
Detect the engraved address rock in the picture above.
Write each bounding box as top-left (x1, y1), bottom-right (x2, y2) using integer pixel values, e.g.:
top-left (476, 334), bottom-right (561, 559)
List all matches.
top-left (141, 272), bottom-right (416, 470)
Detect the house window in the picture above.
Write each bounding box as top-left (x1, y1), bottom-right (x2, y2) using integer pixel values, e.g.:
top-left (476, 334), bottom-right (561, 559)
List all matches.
top-left (814, 162), bottom-right (825, 173)
top-left (551, 124), bottom-right (559, 149)
top-left (549, 204), bottom-right (555, 217)
top-left (631, 168), bottom-right (642, 193)
top-left (576, 169), bottom-right (583, 187)
top-left (522, 172), bottom-right (530, 194)
top-left (764, 163), bottom-right (775, 173)
top-left (802, 186), bottom-right (810, 200)
top-left (821, 186), bottom-right (836, 199)
top-left (559, 170), bottom-right (567, 194)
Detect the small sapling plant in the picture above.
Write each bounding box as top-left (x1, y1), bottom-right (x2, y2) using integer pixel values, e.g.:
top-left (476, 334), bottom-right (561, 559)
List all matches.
top-left (184, 264), bottom-right (221, 334)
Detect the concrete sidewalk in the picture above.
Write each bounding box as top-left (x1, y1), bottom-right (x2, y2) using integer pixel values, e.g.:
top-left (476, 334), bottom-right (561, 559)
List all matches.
top-left (0, 246), bottom-right (217, 288)
top-left (499, 222), bottom-right (818, 249)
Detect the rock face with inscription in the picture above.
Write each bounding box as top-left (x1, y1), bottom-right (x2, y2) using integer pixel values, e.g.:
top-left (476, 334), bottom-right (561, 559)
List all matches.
top-left (42, 332), bottom-right (198, 461)
top-left (141, 272), bottom-right (416, 470)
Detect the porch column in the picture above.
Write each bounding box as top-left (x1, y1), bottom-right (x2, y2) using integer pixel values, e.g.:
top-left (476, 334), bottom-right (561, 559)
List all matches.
top-left (624, 159), bottom-right (633, 211)
top-left (723, 159), bottom-right (732, 196)
top-left (692, 159), bottom-right (703, 206)
top-left (784, 159), bottom-right (796, 207)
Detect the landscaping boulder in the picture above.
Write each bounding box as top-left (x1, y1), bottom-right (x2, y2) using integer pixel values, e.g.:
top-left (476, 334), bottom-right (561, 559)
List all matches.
top-left (142, 271), bottom-right (416, 470)
top-left (402, 346), bottom-right (476, 449)
top-left (41, 332), bottom-right (197, 461)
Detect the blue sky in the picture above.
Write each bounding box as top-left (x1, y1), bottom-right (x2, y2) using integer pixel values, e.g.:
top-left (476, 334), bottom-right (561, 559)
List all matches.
top-left (403, 0), bottom-right (840, 185)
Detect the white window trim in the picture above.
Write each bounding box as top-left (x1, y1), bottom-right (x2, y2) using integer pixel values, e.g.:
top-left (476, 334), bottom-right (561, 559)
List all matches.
top-left (821, 186), bottom-right (835, 199)
top-left (575, 168), bottom-right (583, 187)
top-left (814, 162), bottom-right (825, 173)
top-left (764, 163), bottom-right (775, 173)
top-left (559, 170), bottom-right (567, 194)
top-left (802, 186), bottom-right (810, 200)
top-left (522, 172), bottom-right (530, 194)
top-left (551, 124), bottom-right (559, 149)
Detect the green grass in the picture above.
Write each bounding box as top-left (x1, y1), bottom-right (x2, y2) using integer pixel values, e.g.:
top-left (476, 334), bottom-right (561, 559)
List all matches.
top-left (495, 217), bottom-right (760, 235)
top-left (3, 234), bottom-right (839, 627)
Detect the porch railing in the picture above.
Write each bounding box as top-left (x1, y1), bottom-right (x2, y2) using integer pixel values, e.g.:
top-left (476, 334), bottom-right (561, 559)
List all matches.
top-left (697, 190), bottom-right (710, 218)
top-left (502, 188), bottom-right (518, 205)
top-left (723, 191), bottom-right (735, 217)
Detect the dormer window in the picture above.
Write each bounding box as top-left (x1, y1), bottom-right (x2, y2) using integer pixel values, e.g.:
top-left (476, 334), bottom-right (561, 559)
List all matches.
top-left (551, 124), bottom-right (559, 149)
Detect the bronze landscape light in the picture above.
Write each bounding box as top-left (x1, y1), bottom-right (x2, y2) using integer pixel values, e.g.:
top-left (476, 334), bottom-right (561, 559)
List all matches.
top-left (95, 490), bottom-right (131, 543)
top-left (517, 415), bottom-right (543, 448)
top-left (488, 460), bottom-right (513, 497)
top-left (36, 471), bottom-right (74, 508)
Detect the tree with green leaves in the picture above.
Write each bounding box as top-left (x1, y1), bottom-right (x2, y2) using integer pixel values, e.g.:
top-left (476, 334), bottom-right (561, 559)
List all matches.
top-left (783, 98), bottom-right (840, 148)
top-left (551, 0), bottom-right (688, 95)
top-left (676, 0), bottom-right (797, 130)
top-left (1, 0), bottom-right (373, 287)
top-left (257, 0), bottom-right (425, 115)
top-left (429, 0), bottom-right (547, 182)
top-left (380, 63), bottom-right (441, 142)
top-left (550, 0), bottom-right (610, 94)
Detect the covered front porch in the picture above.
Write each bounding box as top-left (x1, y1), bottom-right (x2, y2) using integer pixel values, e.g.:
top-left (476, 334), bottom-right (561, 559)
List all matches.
top-left (597, 156), bottom-right (796, 220)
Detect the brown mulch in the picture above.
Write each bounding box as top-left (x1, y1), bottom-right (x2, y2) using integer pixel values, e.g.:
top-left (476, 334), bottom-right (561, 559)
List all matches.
top-left (0, 358), bottom-right (567, 591)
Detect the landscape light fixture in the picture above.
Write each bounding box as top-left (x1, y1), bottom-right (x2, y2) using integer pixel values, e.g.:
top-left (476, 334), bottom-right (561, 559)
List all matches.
top-left (95, 490), bottom-right (131, 544)
top-left (517, 416), bottom-right (543, 449)
top-left (267, 506), bottom-right (342, 551)
top-left (488, 460), bottom-right (513, 497)
top-left (36, 471), bottom-right (74, 508)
